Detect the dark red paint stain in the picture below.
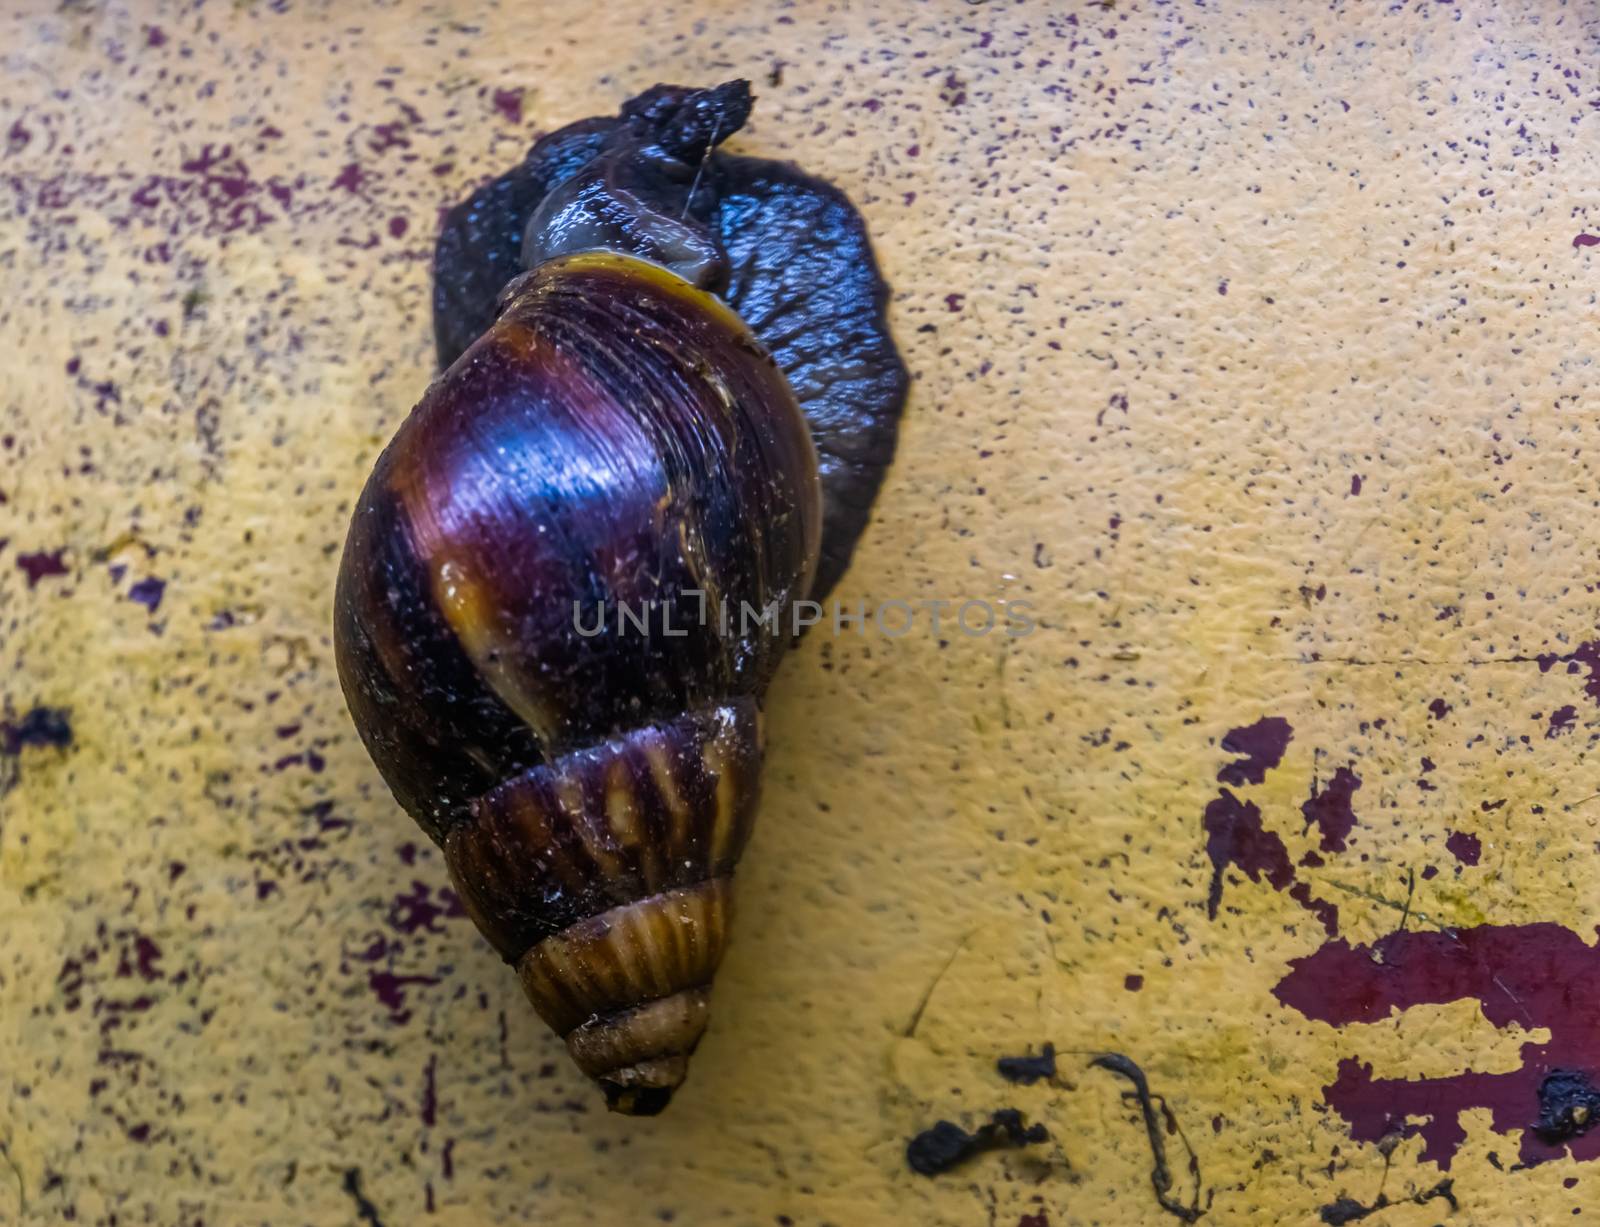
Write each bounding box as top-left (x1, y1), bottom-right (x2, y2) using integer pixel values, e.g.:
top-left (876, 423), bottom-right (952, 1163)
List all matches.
top-left (1287, 882), bottom-right (1339, 937)
top-left (1274, 923), bottom-right (1600, 1168)
top-left (1124, 974), bottom-right (1144, 991)
top-left (1216, 716), bottom-right (1293, 786)
top-left (1445, 830), bottom-right (1482, 866)
top-left (1302, 766), bottom-right (1362, 853)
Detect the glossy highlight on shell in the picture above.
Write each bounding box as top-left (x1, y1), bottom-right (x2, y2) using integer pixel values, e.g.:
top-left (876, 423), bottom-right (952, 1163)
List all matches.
top-left (335, 81), bottom-right (906, 1114)
top-left (435, 79), bottom-right (909, 598)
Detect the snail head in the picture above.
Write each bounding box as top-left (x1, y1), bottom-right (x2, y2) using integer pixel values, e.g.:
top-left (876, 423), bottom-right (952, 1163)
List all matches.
top-left (519, 80), bottom-right (754, 293)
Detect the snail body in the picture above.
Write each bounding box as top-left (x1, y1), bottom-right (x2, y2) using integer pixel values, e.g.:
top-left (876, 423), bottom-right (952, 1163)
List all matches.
top-left (336, 83), bottom-right (905, 1113)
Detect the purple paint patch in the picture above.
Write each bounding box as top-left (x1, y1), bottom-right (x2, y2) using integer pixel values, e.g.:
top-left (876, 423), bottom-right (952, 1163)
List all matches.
top-left (1540, 641), bottom-right (1600, 707)
top-left (17, 548), bottom-right (68, 587)
top-left (1200, 719), bottom-right (1336, 931)
top-left (1124, 974), bottom-right (1143, 991)
top-left (1428, 697), bottom-right (1452, 720)
top-left (1274, 923), bottom-right (1600, 1168)
top-left (1574, 233), bottom-right (1600, 248)
top-left (388, 881), bottom-right (465, 935)
top-left (492, 87), bottom-right (525, 124)
top-left (1203, 791), bottom-right (1293, 916)
top-left (128, 576), bottom-right (165, 612)
top-left (1548, 705), bottom-right (1578, 738)
top-left (370, 971), bottom-right (439, 1021)
top-left (333, 162), bottom-right (368, 194)
top-left (119, 935), bottom-right (164, 982)
top-left (1216, 716), bottom-right (1293, 786)
top-left (1349, 474), bottom-right (1363, 496)
top-left (1302, 766), bottom-right (1362, 853)
top-left (1445, 830), bottom-right (1482, 866)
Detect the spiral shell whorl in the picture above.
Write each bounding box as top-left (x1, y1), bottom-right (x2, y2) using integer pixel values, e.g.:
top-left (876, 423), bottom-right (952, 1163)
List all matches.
top-left (446, 701), bottom-right (762, 957)
top-left (448, 700), bottom-right (758, 1113)
top-left (448, 704), bottom-right (760, 1112)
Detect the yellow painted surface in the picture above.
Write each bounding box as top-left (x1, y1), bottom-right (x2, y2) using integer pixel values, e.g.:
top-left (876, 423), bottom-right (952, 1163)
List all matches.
top-left (5, 2), bottom-right (1600, 1224)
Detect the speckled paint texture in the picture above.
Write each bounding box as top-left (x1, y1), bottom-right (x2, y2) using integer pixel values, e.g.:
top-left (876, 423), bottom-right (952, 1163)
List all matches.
top-left (5, 1), bottom-right (1600, 1223)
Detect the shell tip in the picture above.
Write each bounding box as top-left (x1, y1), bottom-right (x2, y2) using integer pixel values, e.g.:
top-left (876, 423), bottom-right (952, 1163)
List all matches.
top-left (602, 1081), bottom-right (678, 1116)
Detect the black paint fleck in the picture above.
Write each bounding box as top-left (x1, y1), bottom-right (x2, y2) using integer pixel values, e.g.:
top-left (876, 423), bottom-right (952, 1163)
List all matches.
top-left (1, 706), bottom-right (73, 755)
top-left (1092, 1053), bottom-right (1210, 1223)
top-left (1534, 1069), bottom-right (1600, 1145)
top-left (341, 1168), bottom-right (386, 1227)
top-left (905, 1109), bottom-right (1048, 1176)
top-left (1319, 1179), bottom-right (1456, 1224)
top-left (997, 1043), bottom-right (1057, 1086)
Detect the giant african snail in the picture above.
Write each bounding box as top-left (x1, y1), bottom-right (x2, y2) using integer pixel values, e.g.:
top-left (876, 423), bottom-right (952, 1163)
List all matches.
top-left (334, 81), bottom-right (907, 1113)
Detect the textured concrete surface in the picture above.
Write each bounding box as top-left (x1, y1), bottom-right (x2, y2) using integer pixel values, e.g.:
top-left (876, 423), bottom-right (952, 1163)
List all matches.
top-left (6, 1), bottom-right (1600, 1223)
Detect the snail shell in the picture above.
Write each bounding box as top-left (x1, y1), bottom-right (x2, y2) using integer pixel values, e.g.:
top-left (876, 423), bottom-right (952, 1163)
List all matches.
top-left (435, 80), bottom-right (908, 597)
top-left (336, 82), bottom-right (904, 1113)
